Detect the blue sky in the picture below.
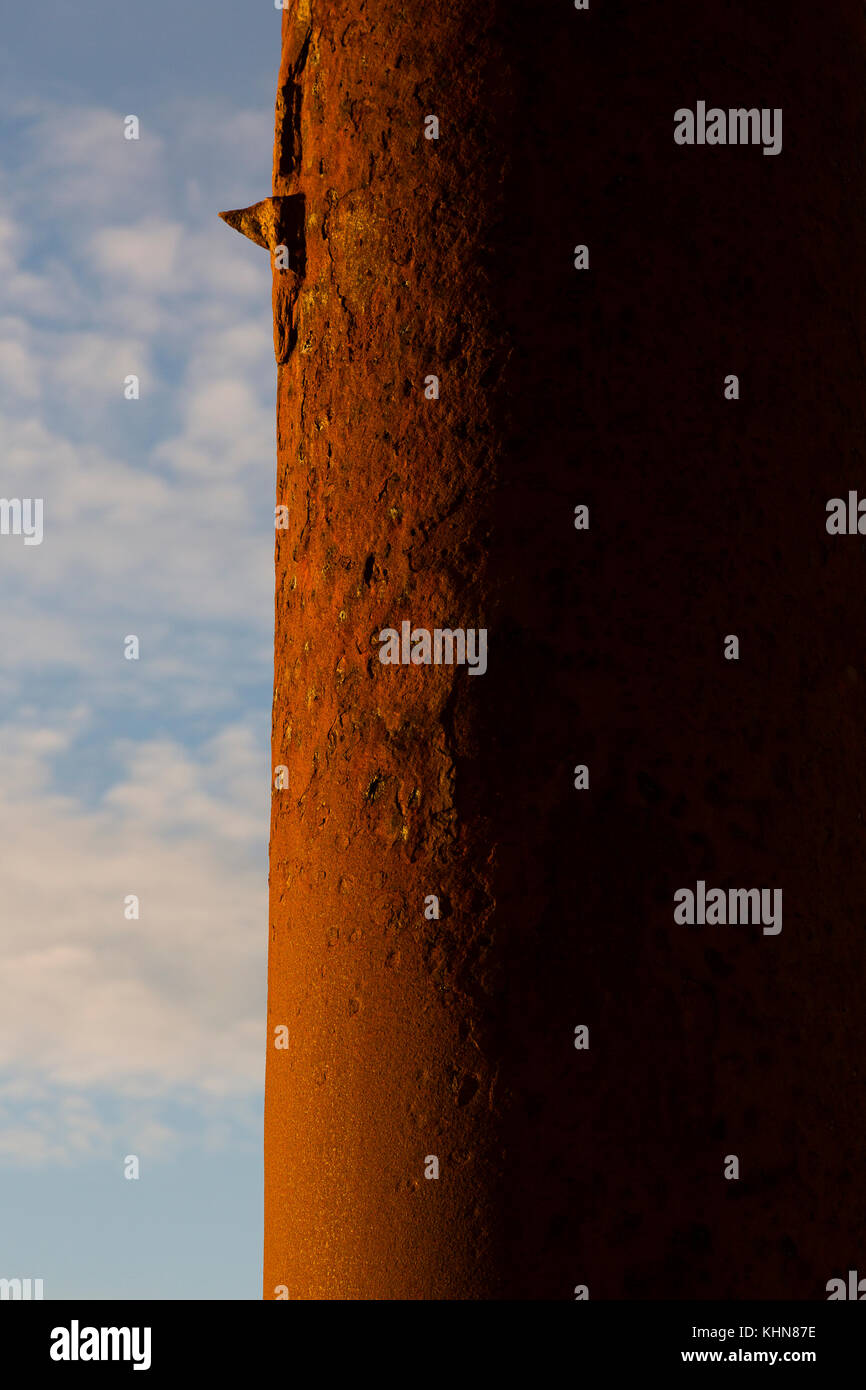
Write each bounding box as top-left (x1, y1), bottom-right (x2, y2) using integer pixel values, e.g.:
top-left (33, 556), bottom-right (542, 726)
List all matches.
top-left (0, 1), bottom-right (280, 1298)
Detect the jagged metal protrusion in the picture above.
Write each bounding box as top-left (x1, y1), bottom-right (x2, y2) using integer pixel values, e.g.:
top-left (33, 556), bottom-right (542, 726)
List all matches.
top-left (218, 195), bottom-right (306, 364)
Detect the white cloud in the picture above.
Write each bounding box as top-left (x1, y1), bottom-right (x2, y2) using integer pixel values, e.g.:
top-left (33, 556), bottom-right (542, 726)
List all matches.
top-left (89, 219), bottom-right (184, 288)
top-left (0, 215), bottom-right (21, 275)
top-left (0, 717), bottom-right (267, 1105)
top-left (0, 335), bottom-right (41, 400)
top-left (0, 1082), bottom-right (232, 1165)
top-left (0, 92), bottom-right (277, 1165)
top-left (14, 106), bottom-right (167, 215)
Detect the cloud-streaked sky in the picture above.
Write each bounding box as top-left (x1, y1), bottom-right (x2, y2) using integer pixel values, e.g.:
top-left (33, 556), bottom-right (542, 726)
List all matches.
top-left (0, 1), bottom-right (279, 1298)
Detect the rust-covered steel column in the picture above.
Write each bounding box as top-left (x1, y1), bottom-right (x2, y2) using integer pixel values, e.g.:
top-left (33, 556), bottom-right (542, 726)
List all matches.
top-left (221, 0), bottom-right (866, 1303)
top-left (250, 0), bottom-right (511, 1300)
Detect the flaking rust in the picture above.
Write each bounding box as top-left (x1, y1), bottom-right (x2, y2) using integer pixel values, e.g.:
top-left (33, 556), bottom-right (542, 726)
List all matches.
top-left (219, 6), bottom-right (311, 365)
